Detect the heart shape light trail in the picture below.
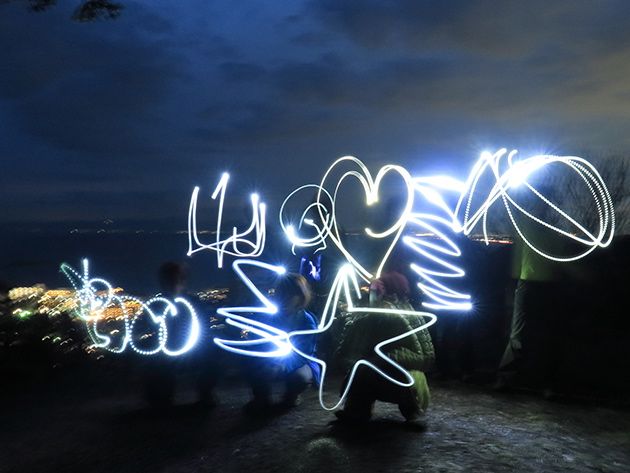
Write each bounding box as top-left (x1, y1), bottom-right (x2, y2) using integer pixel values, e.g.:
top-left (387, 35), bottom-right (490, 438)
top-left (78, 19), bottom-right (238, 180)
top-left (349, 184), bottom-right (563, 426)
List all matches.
top-left (62, 149), bottom-right (615, 410)
top-left (312, 156), bottom-right (414, 283)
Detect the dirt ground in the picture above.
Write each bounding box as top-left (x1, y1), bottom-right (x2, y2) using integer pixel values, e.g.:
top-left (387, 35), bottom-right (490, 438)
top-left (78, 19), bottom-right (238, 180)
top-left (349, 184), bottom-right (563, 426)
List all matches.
top-left (1, 372), bottom-right (629, 473)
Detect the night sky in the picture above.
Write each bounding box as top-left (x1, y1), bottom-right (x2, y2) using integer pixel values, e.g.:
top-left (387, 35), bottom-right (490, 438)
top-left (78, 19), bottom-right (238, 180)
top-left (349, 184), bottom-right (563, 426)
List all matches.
top-left (2, 0), bottom-right (630, 230)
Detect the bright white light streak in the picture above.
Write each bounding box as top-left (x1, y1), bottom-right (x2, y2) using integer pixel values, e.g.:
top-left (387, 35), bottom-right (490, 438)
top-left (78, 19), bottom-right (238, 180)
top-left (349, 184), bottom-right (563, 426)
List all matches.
top-left (281, 157), bottom-right (470, 310)
top-left (210, 262), bottom-right (437, 410)
top-left (287, 264), bottom-right (437, 411)
top-left (188, 173), bottom-right (267, 268)
top-left (279, 184), bottom-right (334, 256)
top-left (163, 297), bottom-right (201, 357)
top-left (454, 149), bottom-right (615, 261)
top-left (213, 259), bottom-right (294, 358)
top-left (402, 177), bottom-right (472, 311)
top-left (284, 157), bottom-right (414, 283)
top-left (60, 260), bottom-right (200, 356)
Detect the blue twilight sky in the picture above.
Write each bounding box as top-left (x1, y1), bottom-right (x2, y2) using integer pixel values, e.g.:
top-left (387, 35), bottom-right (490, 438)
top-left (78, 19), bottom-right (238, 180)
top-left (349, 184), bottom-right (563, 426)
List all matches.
top-left (1, 0), bottom-right (630, 230)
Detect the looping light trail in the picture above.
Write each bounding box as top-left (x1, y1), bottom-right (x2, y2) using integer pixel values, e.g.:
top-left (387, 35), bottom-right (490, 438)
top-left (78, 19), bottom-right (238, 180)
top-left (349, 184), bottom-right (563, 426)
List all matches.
top-left (279, 150), bottom-right (615, 311)
top-left (61, 259), bottom-right (200, 356)
top-left (280, 156), bottom-right (471, 310)
top-left (281, 156), bottom-right (415, 283)
top-left (455, 149), bottom-right (615, 261)
top-left (61, 148), bottom-right (616, 411)
top-left (403, 176), bottom-right (472, 311)
top-left (188, 172), bottom-right (267, 268)
top-left (279, 184), bottom-right (334, 256)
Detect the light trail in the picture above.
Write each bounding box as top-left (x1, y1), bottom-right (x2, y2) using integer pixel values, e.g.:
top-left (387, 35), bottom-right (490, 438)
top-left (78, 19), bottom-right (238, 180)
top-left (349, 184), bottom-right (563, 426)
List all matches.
top-left (188, 172), bottom-right (267, 268)
top-left (61, 259), bottom-right (200, 356)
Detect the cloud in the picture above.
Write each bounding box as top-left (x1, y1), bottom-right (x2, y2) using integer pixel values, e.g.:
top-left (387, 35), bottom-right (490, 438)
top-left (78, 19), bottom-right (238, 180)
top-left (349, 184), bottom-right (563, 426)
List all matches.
top-left (2, 0), bottom-right (629, 227)
top-left (0, 1), bottom-right (183, 155)
top-left (306, 0), bottom-right (630, 57)
top-left (220, 62), bottom-right (267, 82)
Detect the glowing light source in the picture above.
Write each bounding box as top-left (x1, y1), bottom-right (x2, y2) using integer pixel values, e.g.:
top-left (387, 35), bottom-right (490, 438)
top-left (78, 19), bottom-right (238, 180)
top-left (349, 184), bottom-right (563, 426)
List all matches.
top-left (287, 264), bottom-right (437, 410)
top-left (455, 149), bottom-right (615, 261)
top-left (403, 176), bottom-right (472, 311)
top-left (280, 157), bottom-right (414, 283)
top-left (187, 173), bottom-right (267, 268)
top-left (60, 259), bottom-right (200, 356)
top-left (61, 148), bottom-right (615, 411)
top-left (213, 259), bottom-right (293, 358)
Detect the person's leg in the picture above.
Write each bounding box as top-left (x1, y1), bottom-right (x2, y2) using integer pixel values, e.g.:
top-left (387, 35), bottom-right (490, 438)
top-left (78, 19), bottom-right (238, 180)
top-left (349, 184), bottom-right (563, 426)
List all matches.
top-left (282, 364), bottom-right (313, 406)
top-left (195, 359), bottom-right (220, 406)
top-left (539, 282), bottom-right (563, 396)
top-left (192, 343), bottom-right (223, 406)
top-left (398, 370), bottom-right (430, 421)
top-left (243, 359), bottom-right (279, 407)
top-left (337, 367), bottom-right (376, 422)
top-left (143, 358), bottom-right (176, 408)
top-left (496, 279), bottom-right (529, 387)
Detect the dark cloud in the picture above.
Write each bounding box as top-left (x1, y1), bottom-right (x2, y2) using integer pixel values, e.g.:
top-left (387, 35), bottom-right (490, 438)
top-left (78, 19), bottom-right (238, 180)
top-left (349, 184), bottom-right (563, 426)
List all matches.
top-left (1, 0), bottom-right (629, 229)
top-left (307, 0), bottom-right (630, 57)
top-left (220, 62), bottom-right (267, 82)
top-left (0, 2), bottom-right (183, 155)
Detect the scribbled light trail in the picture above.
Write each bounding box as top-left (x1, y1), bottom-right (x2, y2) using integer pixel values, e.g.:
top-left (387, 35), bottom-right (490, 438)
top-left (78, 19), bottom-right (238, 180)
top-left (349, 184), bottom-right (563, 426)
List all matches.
top-left (279, 184), bottom-right (334, 256)
top-left (455, 149), bottom-right (615, 261)
top-left (188, 173), bottom-right (267, 268)
top-left (61, 148), bottom-right (615, 411)
top-left (212, 259), bottom-right (293, 358)
top-left (280, 157), bottom-right (415, 283)
top-left (61, 260), bottom-right (200, 356)
top-left (403, 176), bottom-right (472, 311)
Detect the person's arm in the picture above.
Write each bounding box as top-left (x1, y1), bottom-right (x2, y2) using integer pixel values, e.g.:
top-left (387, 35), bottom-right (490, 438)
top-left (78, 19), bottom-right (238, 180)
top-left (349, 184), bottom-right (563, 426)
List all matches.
top-left (282, 311), bottom-right (318, 372)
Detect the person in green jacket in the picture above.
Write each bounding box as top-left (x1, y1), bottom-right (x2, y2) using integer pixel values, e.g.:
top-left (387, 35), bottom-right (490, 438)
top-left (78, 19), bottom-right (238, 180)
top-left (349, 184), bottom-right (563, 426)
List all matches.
top-left (335, 271), bottom-right (435, 422)
top-left (495, 205), bottom-right (573, 397)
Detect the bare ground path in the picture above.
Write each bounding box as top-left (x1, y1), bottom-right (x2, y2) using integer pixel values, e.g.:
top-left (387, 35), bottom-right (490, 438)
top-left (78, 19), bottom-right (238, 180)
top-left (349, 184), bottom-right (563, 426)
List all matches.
top-left (1, 376), bottom-right (629, 473)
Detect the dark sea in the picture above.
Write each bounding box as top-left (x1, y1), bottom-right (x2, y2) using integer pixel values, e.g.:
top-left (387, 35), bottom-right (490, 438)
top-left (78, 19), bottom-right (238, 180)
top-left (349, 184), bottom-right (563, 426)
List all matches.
top-left (0, 231), bottom-right (307, 294)
top-left (0, 231), bottom-right (403, 295)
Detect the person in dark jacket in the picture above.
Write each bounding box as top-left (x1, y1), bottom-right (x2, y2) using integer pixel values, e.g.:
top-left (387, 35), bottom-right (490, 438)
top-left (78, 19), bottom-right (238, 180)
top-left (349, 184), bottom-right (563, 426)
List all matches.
top-left (142, 262), bottom-right (218, 407)
top-left (335, 271), bottom-right (435, 422)
top-left (243, 273), bottom-right (320, 413)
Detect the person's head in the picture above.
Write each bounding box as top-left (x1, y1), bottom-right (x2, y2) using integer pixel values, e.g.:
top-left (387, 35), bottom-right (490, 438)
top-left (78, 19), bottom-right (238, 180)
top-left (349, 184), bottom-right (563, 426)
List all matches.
top-left (158, 262), bottom-right (188, 295)
top-left (369, 271), bottom-right (410, 306)
top-left (274, 273), bottom-right (312, 314)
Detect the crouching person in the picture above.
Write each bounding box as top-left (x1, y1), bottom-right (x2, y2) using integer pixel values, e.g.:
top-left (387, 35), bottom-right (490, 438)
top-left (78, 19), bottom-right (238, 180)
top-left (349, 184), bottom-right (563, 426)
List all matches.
top-left (243, 273), bottom-right (321, 414)
top-left (335, 272), bottom-right (435, 423)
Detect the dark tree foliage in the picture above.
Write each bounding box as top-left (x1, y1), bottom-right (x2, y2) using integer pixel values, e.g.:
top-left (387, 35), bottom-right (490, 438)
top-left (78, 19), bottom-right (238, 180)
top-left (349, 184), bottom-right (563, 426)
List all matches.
top-left (2, 0), bottom-right (123, 20)
top-left (27, 0), bottom-right (56, 12)
top-left (72, 0), bottom-right (122, 21)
